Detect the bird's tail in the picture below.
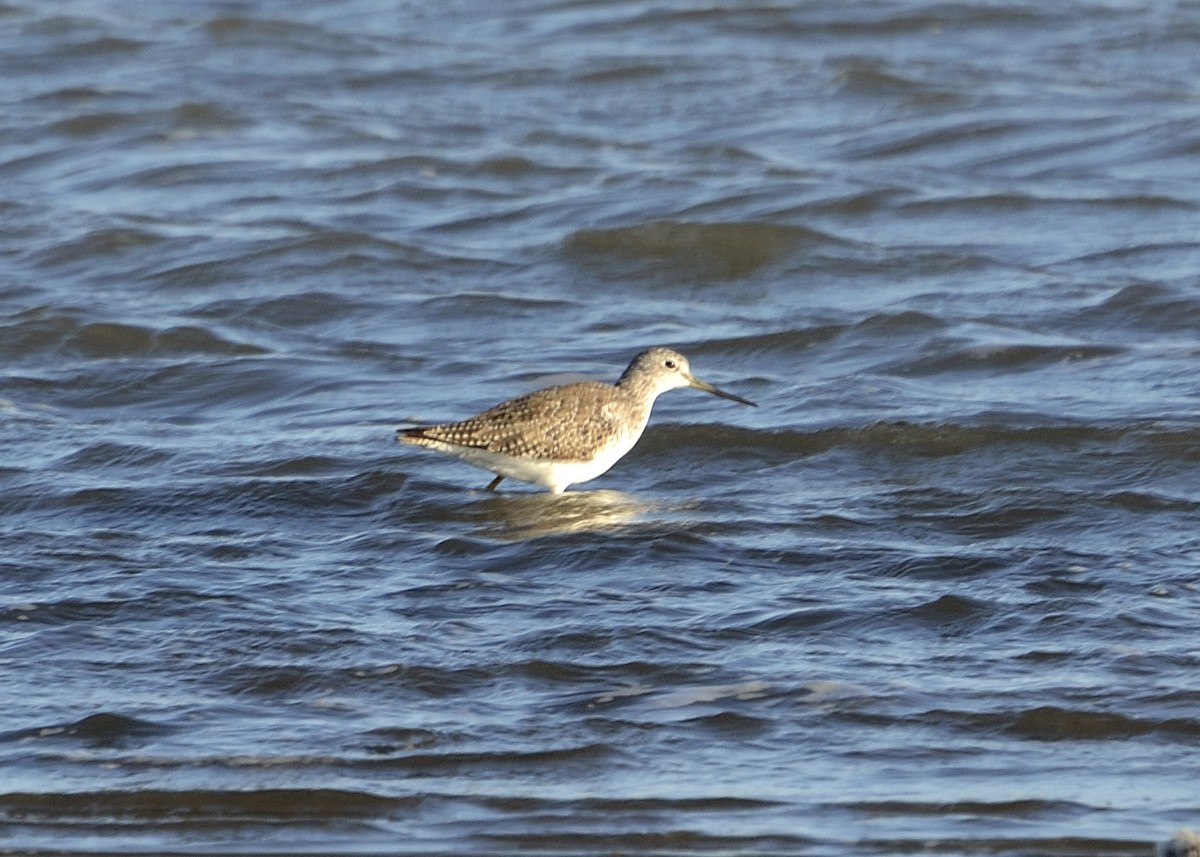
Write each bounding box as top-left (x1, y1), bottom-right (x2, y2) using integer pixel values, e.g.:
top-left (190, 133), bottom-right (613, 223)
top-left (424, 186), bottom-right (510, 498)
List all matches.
top-left (396, 426), bottom-right (430, 444)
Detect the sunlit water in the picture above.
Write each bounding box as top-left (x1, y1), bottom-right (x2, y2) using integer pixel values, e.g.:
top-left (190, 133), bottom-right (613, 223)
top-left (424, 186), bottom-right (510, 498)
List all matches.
top-left (2, 1), bottom-right (1199, 854)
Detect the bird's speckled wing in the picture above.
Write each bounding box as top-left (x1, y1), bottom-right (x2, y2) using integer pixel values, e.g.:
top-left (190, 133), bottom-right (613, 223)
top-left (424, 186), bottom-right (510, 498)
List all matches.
top-left (403, 381), bottom-right (637, 460)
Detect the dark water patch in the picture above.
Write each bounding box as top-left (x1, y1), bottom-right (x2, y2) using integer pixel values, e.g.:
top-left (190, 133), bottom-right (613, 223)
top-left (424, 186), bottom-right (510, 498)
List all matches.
top-left (576, 62), bottom-right (669, 85)
top-left (612, 1), bottom-right (1053, 38)
top-left (861, 835), bottom-right (1147, 857)
top-left (832, 57), bottom-right (965, 105)
top-left (897, 593), bottom-right (997, 636)
top-left (0, 787), bottom-right (413, 821)
top-left (696, 325), bottom-right (849, 357)
top-left (564, 221), bottom-right (849, 280)
top-left (651, 420), bottom-right (1182, 461)
top-left (881, 248), bottom-right (1017, 278)
top-left (1050, 243), bottom-right (1200, 286)
top-left (875, 553), bottom-right (1008, 581)
top-left (216, 664), bottom-right (331, 698)
top-left (842, 118), bottom-right (1033, 162)
top-left (28, 83), bottom-right (122, 105)
top-left (881, 341), bottom-right (1126, 376)
top-left (363, 742), bottom-right (614, 774)
top-left (925, 500), bottom-right (1074, 541)
top-left (38, 358), bottom-right (299, 416)
top-left (140, 229), bottom-right (440, 290)
top-left (0, 713), bottom-right (173, 746)
top-left (920, 705), bottom-right (1200, 742)
top-left (55, 441), bottom-right (173, 471)
top-left (1076, 281), bottom-right (1200, 332)
top-left (203, 14), bottom-right (384, 60)
top-left (248, 230), bottom-right (433, 269)
top-left (50, 110), bottom-right (140, 137)
top-left (6, 588), bottom-right (244, 627)
top-left (844, 797), bottom-right (1092, 818)
top-left (854, 309), bottom-right (947, 336)
top-left (477, 828), bottom-right (812, 852)
top-left (68, 322), bottom-right (267, 359)
top-left (416, 290), bottom-right (576, 320)
top-left (1101, 490), bottom-right (1200, 514)
top-left (7, 595), bottom-right (133, 624)
top-left (13, 460), bottom-right (388, 532)
top-left (43, 90), bottom-right (242, 143)
top-left (102, 159), bottom-right (270, 193)
top-left (225, 453), bottom-right (346, 478)
top-left (346, 663), bottom-right (499, 700)
top-left (899, 191), bottom-right (1193, 216)
top-left (193, 289), bottom-right (390, 329)
top-left (354, 160), bottom-right (539, 208)
top-left (802, 186), bottom-right (911, 217)
top-left (38, 31), bottom-right (149, 61)
top-left (1004, 706), bottom-right (1200, 742)
top-left (481, 794), bottom-right (782, 813)
top-left (215, 659), bottom-right (525, 703)
top-left (28, 226), bottom-right (168, 270)
top-left (681, 710), bottom-right (774, 737)
top-left (0, 308), bottom-right (267, 362)
top-left (509, 658), bottom-right (614, 684)
top-left (168, 100), bottom-right (251, 133)
top-left (139, 255), bottom-right (250, 291)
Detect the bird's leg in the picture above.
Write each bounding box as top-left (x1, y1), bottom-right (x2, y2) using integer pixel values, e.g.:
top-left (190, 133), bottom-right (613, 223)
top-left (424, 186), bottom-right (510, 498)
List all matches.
top-left (485, 474), bottom-right (505, 492)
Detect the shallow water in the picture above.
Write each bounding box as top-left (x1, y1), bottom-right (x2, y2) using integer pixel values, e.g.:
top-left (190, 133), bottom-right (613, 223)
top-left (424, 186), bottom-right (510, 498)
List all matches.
top-left (2, 1), bottom-right (1199, 855)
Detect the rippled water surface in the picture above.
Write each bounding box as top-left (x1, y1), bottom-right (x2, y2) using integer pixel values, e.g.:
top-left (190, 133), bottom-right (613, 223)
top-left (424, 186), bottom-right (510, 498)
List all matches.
top-left (3, 1), bottom-right (1200, 855)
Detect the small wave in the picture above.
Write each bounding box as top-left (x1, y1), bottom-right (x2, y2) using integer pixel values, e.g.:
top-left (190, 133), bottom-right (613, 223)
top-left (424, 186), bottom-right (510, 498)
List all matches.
top-left (364, 743), bottom-right (613, 772)
top-left (1078, 281), bottom-right (1200, 332)
top-left (842, 797), bottom-right (1091, 818)
top-left (881, 341), bottom-right (1125, 376)
top-left (0, 787), bottom-right (411, 820)
top-left (649, 420), bottom-right (1196, 458)
top-left (477, 827), bottom-right (813, 853)
top-left (925, 705), bottom-right (1200, 742)
top-left (26, 226), bottom-right (166, 269)
top-left (71, 321), bottom-right (268, 358)
top-left (832, 58), bottom-right (965, 105)
top-left (576, 62), bottom-right (669, 84)
top-left (203, 15), bottom-right (375, 58)
top-left (1004, 705), bottom-right (1200, 741)
top-left (854, 309), bottom-right (950, 338)
top-left (54, 441), bottom-right (173, 470)
top-left (898, 593), bottom-right (997, 635)
top-left (168, 100), bottom-right (249, 134)
top-left (900, 192), bottom-right (1193, 216)
top-left (415, 290), bottom-right (576, 319)
top-left (0, 712), bottom-right (173, 745)
top-left (564, 220), bottom-right (849, 280)
top-left (698, 326), bottom-right (848, 356)
top-left (842, 117), bottom-right (1030, 161)
top-left (0, 309), bottom-right (267, 361)
top-left (51, 110), bottom-right (138, 137)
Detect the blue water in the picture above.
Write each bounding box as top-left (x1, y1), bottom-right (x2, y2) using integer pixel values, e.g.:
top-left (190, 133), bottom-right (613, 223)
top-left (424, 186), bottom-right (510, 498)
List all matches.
top-left (2, 1), bottom-right (1199, 854)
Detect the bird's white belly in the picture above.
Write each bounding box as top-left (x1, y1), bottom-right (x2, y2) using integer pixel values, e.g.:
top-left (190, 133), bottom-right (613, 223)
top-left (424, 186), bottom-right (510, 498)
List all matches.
top-left (420, 428), bottom-right (642, 493)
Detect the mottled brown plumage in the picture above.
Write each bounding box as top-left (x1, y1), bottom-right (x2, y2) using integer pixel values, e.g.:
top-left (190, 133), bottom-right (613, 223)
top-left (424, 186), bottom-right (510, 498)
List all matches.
top-left (397, 347), bottom-right (755, 493)
top-left (402, 381), bottom-right (647, 460)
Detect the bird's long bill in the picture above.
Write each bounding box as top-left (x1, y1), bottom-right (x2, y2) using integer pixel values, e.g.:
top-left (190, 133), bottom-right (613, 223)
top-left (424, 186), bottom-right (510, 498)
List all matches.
top-left (687, 373), bottom-right (757, 407)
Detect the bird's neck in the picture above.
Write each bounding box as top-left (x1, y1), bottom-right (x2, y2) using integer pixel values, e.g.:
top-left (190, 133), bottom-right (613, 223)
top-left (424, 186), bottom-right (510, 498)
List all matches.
top-left (614, 372), bottom-right (661, 404)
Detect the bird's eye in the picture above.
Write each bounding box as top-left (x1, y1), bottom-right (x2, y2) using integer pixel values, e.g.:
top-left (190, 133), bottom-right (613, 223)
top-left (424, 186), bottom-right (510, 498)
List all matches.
top-left (664, 359), bottom-right (677, 369)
